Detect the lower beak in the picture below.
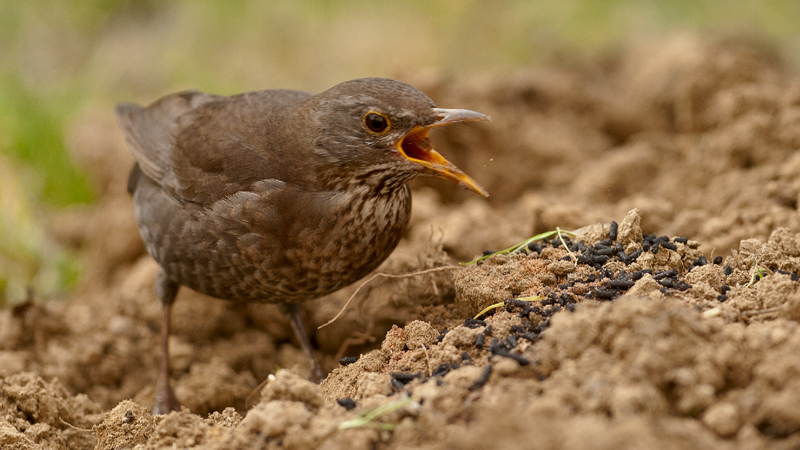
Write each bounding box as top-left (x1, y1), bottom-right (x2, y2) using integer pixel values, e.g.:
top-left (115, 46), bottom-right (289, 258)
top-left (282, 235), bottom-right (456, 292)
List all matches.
top-left (398, 108), bottom-right (490, 197)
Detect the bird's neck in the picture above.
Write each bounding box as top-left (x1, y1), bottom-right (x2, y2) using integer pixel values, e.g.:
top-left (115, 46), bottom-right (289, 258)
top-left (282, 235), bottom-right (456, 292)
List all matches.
top-left (316, 163), bottom-right (414, 198)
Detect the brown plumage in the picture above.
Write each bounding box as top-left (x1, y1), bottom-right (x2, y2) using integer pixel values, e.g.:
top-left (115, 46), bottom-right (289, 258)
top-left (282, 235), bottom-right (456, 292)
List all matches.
top-left (116, 78), bottom-right (488, 413)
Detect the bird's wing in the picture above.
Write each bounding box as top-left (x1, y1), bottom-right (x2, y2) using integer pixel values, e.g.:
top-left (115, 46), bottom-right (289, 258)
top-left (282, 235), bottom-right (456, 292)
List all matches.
top-left (116, 89), bottom-right (313, 206)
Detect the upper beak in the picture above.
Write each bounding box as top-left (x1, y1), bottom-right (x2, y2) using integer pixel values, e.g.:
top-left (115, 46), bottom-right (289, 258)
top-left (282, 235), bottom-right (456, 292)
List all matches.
top-left (430, 108), bottom-right (490, 127)
top-left (397, 108), bottom-right (490, 197)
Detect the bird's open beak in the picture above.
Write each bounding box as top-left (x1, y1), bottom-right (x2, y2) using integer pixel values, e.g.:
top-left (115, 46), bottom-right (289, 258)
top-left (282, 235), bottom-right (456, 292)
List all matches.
top-left (397, 108), bottom-right (490, 197)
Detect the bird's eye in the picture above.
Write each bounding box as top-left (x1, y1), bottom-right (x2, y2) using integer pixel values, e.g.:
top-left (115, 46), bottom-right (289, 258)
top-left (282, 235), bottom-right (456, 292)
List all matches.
top-left (363, 112), bottom-right (390, 133)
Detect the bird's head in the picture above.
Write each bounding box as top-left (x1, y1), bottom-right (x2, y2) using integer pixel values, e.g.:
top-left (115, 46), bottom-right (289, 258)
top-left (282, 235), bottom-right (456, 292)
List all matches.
top-left (306, 78), bottom-right (489, 196)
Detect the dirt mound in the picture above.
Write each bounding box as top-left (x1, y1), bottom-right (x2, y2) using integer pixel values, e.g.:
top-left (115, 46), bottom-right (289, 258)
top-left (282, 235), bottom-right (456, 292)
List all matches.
top-left (3, 35), bottom-right (800, 449)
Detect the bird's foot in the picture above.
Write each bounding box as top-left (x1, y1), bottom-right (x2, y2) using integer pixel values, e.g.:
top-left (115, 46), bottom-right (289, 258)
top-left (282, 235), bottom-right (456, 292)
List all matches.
top-left (280, 303), bottom-right (326, 384)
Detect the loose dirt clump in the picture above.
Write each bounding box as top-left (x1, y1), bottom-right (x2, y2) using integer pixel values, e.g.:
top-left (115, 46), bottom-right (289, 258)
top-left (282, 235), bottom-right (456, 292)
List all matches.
top-left (4, 35), bottom-right (800, 449)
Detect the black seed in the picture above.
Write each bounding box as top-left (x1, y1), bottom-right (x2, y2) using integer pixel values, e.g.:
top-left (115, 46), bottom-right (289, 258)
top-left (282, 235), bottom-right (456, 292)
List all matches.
top-left (521, 331), bottom-right (538, 342)
top-left (491, 347), bottom-right (530, 365)
top-left (505, 335), bottom-right (518, 349)
top-left (462, 352), bottom-right (472, 361)
top-left (713, 256), bottom-right (723, 265)
top-left (692, 256), bottom-right (708, 266)
top-left (464, 318), bottom-right (487, 329)
top-left (674, 237), bottom-right (689, 244)
top-left (651, 243), bottom-right (660, 253)
top-left (724, 265), bottom-right (732, 276)
top-left (339, 356), bottom-right (359, 366)
top-left (642, 242), bottom-right (651, 251)
top-left (392, 372), bottom-right (419, 384)
top-left (606, 279), bottom-right (636, 290)
top-left (717, 295), bottom-right (728, 302)
top-left (505, 298), bottom-right (531, 309)
top-left (595, 247), bottom-right (614, 256)
top-left (598, 239), bottom-right (613, 246)
top-left (469, 365), bottom-right (493, 391)
top-left (123, 410), bottom-right (135, 424)
top-left (653, 269), bottom-right (678, 280)
top-left (593, 255), bottom-right (610, 264)
top-left (720, 285), bottom-right (731, 294)
top-left (475, 334), bottom-right (485, 348)
top-left (609, 221), bottom-right (618, 240)
top-left (432, 363), bottom-right (458, 377)
top-left (661, 242), bottom-right (677, 251)
top-left (484, 325), bottom-right (493, 336)
top-left (594, 288), bottom-right (617, 299)
top-left (337, 397), bottom-right (356, 410)
top-left (483, 250), bottom-right (495, 256)
top-left (567, 304), bottom-right (575, 312)
top-left (659, 278), bottom-right (675, 288)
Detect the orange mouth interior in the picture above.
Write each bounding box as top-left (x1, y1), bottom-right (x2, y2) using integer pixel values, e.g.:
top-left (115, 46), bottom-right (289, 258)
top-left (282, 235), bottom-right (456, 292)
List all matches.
top-left (398, 128), bottom-right (447, 165)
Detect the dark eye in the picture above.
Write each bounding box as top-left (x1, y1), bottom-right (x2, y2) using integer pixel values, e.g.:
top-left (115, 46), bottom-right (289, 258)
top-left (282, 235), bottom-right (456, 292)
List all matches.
top-left (363, 112), bottom-right (390, 133)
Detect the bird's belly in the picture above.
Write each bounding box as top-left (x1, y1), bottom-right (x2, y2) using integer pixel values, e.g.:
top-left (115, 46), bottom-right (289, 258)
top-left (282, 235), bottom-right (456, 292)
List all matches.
top-left (134, 179), bottom-right (411, 303)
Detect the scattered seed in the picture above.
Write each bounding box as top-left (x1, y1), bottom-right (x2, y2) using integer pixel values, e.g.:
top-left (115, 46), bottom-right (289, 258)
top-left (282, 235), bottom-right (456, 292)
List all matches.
top-left (469, 365), bottom-right (493, 390)
top-left (464, 318), bottom-right (487, 329)
top-left (653, 269), bottom-right (677, 280)
top-left (606, 279), bottom-right (636, 290)
top-left (337, 397), bottom-right (356, 410)
top-left (339, 356), bottom-right (359, 366)
top-left (392, 372), bottom-right (419, 385)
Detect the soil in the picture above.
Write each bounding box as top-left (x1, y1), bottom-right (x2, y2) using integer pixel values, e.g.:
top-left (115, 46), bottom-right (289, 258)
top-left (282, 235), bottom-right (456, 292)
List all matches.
top-left (3, 35), bottom-right (800, 449)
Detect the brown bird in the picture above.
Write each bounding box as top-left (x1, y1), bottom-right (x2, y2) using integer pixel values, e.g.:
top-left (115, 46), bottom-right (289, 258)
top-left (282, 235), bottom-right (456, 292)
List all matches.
top-left (116, 78), bottom-right (488, 414)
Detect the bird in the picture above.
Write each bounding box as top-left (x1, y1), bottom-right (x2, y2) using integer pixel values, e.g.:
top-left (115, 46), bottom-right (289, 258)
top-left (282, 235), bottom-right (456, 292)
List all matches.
top-left (115, 77), bottom-right (489, 414)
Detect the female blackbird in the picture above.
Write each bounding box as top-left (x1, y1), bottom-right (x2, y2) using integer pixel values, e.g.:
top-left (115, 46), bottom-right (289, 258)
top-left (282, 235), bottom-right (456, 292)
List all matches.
top-left (116, 78), bottom-right (488, 413)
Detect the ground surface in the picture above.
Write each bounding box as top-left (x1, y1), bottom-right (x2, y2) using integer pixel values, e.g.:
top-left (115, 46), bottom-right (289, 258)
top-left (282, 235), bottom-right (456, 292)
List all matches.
top-left (3, 35), bottom-right (800, 449)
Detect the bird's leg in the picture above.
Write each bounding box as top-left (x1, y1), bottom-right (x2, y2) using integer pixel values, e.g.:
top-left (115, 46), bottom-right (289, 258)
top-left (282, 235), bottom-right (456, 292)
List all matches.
top-left (153, 270), bottom-right (180, 414)
top-left (280, 303), bottom-right (325, 383)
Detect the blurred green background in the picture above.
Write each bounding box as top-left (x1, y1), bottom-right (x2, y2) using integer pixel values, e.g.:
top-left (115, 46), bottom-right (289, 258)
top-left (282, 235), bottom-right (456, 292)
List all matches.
top-left (1, 0), bottom-right (798, 304)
